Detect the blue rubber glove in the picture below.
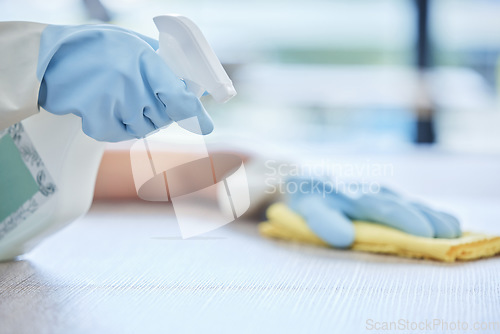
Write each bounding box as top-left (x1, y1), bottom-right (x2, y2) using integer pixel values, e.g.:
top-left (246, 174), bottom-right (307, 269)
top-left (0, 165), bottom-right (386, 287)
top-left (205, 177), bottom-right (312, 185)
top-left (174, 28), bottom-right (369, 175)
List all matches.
top-left (37, 24), bottom-right (213, 142)
top-left (287, 177), bottom-right (461, 248)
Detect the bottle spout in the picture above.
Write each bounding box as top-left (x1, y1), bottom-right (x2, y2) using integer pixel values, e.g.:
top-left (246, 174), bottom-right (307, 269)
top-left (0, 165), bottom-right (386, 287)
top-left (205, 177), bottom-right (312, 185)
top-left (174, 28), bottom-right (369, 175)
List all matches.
top-left (154, 14), bottom-right (237, 103)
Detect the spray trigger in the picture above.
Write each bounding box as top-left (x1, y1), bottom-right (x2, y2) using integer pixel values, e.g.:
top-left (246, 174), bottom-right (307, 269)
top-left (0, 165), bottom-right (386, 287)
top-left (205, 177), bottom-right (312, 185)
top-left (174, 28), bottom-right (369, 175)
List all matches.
top-left (154, 14), bottom-right (237, 103)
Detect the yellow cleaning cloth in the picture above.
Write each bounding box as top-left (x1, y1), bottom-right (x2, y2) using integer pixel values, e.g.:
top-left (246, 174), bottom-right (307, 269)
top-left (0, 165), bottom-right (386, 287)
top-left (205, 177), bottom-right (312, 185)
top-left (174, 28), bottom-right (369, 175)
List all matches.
top-left (259, 203), bottom-right (500, 262)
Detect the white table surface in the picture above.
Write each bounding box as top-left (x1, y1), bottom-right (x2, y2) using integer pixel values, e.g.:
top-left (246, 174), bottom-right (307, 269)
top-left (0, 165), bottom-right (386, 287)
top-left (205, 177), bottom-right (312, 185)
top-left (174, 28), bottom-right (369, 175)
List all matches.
top-left (1, 151), bottom-right (500, 334)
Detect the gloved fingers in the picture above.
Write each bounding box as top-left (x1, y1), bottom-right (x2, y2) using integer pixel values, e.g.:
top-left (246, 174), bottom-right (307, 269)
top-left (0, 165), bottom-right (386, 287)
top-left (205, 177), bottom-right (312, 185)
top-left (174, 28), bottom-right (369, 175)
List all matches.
top-left (122, 106), bottom-right (162, 139)
top-left (140, 51), bottom-right (214, 135)
top-left (81, 115), bottom-right (134, 142)
top-left (119, 82), bottom-right (174, 138)
top-left (141, 91), bottom-right (175, 129)
top-left (132, 32), bottom-right (159, 50)
top-left (411, 202), bottom-right (461, 238)
top-left (160, 90), bottom-right (214, 135)
top-left (348, 193), bottom-right (435, 238)
top-left (289, 196), bottom-right (355, 248)
top-left (287, 177), bottom-right (437, 239)
top-left (81, 103), bottom-right (164, 142)
top-left (159, 89), bottom-right (213, 135)
top-left (94, 25), bottom-right (159, 50)
top-left (435, 211), bottom-right (461, 229)
top-left (377, 186), bottom-right (400, 198)
top-left (286, 177), bottom-right (350, 212)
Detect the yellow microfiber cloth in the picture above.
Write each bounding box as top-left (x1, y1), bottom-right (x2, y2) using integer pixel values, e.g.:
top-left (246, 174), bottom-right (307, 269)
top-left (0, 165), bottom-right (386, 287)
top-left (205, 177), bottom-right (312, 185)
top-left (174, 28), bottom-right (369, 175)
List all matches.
top-left (259, 203), bottom-right (500, 262)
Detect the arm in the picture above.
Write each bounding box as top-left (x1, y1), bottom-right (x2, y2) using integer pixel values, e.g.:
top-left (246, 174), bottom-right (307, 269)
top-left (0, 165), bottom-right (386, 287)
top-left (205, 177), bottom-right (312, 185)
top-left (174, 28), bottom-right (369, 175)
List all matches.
top-left (0, 22), bottom-right (47, 130)
top-left (1, 21), bottom-right (214, 141)
top-left (94, 149), bottom-right (250, 201)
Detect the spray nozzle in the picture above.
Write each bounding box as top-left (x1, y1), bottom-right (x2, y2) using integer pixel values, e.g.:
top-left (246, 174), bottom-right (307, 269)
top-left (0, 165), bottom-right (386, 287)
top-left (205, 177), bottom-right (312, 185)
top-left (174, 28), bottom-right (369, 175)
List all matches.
top-left (154, 14), bottom-right (237, 103)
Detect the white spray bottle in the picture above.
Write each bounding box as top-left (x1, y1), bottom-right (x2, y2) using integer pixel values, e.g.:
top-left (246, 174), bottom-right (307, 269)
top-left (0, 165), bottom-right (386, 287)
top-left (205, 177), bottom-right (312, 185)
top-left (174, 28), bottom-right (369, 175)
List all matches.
top-left (0, 14), bottom-right (236, 261)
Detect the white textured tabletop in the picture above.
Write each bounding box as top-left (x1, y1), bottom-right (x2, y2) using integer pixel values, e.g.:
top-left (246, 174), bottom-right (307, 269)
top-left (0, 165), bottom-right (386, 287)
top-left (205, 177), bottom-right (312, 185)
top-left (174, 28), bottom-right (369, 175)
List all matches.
top-left (1, 199), bottom-right (500, 334)
top-left (1, 152), bottom-right (500, 334)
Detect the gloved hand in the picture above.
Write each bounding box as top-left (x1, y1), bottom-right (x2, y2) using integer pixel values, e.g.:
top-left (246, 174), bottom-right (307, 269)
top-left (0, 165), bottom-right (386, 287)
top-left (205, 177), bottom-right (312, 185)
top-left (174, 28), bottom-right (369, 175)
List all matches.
top-left (287, 177), bottom-right (461, 248)
top-left (37, 24), bottom-right (213, 142)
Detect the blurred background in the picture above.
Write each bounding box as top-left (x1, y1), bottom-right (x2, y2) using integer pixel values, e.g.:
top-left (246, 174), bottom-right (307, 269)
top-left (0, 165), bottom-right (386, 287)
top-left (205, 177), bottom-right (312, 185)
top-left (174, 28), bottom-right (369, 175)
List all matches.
top-left (1, 0), bottom-right (500, 154)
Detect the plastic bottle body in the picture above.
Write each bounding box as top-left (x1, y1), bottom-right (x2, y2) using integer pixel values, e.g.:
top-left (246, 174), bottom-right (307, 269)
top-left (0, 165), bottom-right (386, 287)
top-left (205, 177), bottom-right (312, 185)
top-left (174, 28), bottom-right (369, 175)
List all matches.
top-left (0, 109), bottom-right (104, 261)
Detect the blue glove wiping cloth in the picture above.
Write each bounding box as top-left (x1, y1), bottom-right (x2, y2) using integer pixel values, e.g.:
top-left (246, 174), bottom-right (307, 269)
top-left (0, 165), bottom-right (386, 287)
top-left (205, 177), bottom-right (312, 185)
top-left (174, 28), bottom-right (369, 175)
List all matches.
top-left (287, 177), bottom-right (461, 248)
top-left (36, 24), bottom-right (213, 142)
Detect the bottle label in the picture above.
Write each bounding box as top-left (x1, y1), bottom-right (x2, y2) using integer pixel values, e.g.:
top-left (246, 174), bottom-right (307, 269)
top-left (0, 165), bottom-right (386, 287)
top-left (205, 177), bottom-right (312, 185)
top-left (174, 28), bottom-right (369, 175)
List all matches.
top-left (0, 123), bottom-right (57, 240)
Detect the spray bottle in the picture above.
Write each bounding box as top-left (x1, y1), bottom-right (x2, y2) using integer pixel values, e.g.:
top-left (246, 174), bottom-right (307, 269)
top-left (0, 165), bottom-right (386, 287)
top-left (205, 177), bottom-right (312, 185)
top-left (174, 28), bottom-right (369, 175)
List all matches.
top-left (0, 14), bottom-right (236, 261)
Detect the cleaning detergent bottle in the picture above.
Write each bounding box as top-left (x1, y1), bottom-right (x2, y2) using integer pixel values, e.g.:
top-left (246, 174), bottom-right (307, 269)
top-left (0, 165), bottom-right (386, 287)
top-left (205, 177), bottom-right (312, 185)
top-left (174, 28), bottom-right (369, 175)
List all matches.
top-left (0, 14), bottom-right (236, 261)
